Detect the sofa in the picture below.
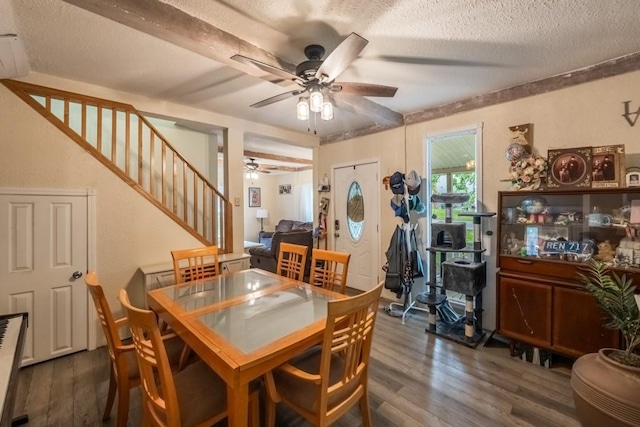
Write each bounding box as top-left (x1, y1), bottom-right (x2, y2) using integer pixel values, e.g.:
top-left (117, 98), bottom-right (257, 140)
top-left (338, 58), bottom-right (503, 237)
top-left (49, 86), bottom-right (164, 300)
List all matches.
top-left (250, 220), bottom-right (314, 278)
top-left (258, 219), bottom-right (314, 248)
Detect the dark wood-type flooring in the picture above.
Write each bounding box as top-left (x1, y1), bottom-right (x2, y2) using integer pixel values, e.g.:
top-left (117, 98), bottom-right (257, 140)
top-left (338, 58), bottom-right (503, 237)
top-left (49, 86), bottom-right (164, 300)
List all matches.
top-left (13, 302), bottom-right (580, 426)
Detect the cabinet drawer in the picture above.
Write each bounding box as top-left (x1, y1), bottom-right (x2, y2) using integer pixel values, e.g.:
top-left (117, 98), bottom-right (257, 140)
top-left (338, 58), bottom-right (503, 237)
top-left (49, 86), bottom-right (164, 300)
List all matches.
top-left (499, 255), bottom-right (583, 282)
top-left (498, 275), bottom-right (552, 347)
top-left (221, 258), bottom-right (249, 274)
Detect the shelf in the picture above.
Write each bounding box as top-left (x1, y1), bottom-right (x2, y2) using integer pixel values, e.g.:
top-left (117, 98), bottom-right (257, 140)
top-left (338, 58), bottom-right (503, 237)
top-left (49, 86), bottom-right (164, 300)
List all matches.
top-left (428, 247), bottom-right (486, 254)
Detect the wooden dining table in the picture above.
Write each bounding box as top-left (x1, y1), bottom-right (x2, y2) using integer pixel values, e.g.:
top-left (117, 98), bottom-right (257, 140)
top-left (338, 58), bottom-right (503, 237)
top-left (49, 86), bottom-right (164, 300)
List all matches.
top-left (146, 268), bottom-right (346, 427)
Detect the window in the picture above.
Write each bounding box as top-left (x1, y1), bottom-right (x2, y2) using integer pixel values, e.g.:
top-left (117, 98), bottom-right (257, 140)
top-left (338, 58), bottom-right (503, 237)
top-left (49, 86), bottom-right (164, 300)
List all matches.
top-left (346, 181), bottom-right (364, 241)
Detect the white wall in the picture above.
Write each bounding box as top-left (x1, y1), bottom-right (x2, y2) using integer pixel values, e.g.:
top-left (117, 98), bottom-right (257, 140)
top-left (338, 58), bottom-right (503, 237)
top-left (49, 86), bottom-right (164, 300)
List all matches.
top-left (317, 70), bottom-right (640, 329)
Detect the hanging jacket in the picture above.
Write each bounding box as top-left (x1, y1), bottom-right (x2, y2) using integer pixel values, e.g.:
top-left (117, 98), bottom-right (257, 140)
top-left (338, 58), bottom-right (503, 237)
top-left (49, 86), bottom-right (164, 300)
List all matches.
top-left (383, 224), bottom-right (411, 298)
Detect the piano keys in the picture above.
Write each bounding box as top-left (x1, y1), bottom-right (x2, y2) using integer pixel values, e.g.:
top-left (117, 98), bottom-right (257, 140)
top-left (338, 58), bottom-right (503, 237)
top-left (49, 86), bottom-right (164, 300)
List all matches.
top-left (0, 313), bottom-right (28, 427)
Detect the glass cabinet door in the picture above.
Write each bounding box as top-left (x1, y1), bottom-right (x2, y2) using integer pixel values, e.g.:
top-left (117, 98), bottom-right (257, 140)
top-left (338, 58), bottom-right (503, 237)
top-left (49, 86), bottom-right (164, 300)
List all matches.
top-left (498, 189), bottom-right (640, 269)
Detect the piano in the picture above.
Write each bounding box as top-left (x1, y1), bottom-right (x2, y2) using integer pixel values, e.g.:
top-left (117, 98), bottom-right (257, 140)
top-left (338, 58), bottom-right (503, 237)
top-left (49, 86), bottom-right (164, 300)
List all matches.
top-left (0, 313), bottom-right (28, 427)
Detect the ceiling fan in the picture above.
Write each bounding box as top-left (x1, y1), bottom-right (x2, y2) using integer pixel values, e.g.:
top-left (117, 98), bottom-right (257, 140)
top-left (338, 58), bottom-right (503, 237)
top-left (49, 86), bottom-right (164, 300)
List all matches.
top-left (244, 158), bottom-right (272, 174)
top-left (231, 32), bottom-right (398, 110)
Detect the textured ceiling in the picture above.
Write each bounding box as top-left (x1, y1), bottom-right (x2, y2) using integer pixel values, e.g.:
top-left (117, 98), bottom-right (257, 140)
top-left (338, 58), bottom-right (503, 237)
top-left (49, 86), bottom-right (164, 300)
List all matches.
top-left (3, 0), bottom-right (640, 154)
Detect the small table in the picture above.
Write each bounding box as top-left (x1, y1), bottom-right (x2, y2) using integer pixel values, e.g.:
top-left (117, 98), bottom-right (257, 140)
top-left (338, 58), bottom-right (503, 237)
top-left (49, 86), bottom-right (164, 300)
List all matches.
top-left (147, 269), bottom-right (345, 427)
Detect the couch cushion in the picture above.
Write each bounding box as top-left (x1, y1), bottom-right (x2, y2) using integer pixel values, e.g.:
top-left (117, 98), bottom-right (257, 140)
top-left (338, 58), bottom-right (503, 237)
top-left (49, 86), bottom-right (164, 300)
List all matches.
top-left (291, 221), bottom-right (313, 231)
top-left (275, 220), bottom-right (295, 232)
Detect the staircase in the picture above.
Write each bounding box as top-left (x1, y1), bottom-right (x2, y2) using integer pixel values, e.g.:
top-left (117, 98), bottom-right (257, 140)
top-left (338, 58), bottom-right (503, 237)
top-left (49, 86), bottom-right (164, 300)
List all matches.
top-left (2, 80), bottom-right (233, 252)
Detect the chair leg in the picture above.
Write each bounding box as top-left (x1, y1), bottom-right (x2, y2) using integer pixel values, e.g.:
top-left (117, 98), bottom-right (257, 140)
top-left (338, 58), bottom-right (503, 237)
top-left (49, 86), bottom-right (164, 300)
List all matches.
top-left (249, 390), bottom-right (260, 427)
top-left (266, 399), bottom-right (277, 427)
top-left (102, 364), bottom-right (117, 421)
top-left (359, 385), bottom-right (372, 427)
top-left (178, 345), bottom-right (192, 371)
top-left (115, 378), bottom-right (130, 427)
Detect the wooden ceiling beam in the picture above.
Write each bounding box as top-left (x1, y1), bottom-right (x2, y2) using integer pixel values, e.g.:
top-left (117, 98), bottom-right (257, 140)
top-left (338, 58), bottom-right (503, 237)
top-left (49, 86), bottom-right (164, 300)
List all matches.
top-left (62, 0), bottom-right (297, 85)
top-left (216, 147), bottom-right (313, 165)
top-left (243, 150), bottom-right (312, 165)
top-left (404, 51), bottom-right (640, 125)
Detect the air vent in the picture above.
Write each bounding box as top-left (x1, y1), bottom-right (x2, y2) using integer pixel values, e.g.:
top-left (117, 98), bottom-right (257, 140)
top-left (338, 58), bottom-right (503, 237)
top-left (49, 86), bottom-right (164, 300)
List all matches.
top-left (0, 35), bottom-right (30, 79)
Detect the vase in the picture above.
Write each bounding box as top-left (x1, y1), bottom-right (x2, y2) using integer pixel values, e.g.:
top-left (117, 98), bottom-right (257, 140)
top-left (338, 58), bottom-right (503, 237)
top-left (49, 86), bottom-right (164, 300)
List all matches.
top-left (571, 348), bottom-right (640, 426)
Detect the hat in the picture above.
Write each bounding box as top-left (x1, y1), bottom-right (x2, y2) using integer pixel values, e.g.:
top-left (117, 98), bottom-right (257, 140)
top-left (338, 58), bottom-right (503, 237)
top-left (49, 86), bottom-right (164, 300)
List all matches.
top-left (389, 171), bottom-right (405, 194)
top-left (390, 195), bottom-right (409, 223)
top-left (406, 170), bottom-right (421, 195)
top-left (408, 195), bottom-right (426, 213)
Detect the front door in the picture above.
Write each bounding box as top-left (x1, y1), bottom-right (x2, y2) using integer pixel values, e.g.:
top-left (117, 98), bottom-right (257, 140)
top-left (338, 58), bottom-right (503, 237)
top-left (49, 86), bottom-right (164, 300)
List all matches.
top-left (0, 191), bottom-right (88, 365)
top-left (333, 162), bottom-right (379, 291)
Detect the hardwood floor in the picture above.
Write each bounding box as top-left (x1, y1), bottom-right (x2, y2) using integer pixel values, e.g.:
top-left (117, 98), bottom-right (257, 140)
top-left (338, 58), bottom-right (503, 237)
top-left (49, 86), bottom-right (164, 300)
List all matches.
top-left (13, 302), bottom-right (580, 426)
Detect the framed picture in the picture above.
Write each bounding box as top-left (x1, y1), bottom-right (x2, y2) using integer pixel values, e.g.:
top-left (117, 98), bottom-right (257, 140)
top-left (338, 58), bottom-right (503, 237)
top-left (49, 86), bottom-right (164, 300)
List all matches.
top-left (279, 184), bottom-right (292, 195)
top-left (627, 171), bottom-right (640, 187)
top-left (248, 187), bottom-right (261, 207)
top-left (547, 147), bottom-right (592, 190)
top-left (591, 144), bottom-right (625, 188)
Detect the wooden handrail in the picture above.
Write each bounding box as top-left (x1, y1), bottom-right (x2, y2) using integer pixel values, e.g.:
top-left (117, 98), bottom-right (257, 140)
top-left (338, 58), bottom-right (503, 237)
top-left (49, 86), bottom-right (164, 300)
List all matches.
top-left (1, 79), bottom-right (233, 252)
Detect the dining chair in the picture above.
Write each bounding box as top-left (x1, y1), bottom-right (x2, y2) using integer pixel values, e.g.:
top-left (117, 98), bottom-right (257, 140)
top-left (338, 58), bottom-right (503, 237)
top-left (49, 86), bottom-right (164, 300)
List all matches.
top-left (85, 272), bottom-right (185, 427)
top-left (264, 282), bottom-right (384, 427)
top-left (309, 249), bottom-right (351, 294)
top-left (118, 289), bottom-right (259, 427)
top-left (276, 242), bottom-right (308, 282)
top-left (171, 246), bottom-right (222, 368)
top-left (171, 246), bottom-right (220, 284)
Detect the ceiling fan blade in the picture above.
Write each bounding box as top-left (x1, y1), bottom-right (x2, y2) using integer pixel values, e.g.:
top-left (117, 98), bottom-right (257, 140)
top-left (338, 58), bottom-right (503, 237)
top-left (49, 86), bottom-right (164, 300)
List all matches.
top-left (231, 54), bottom-right (302, 84)
top-left (250, 90), bottom-right (303, 108)
top-left (315, 33), bottom-right (368, 83)
top-left (332, 93), bottom-right (404, 126)
top-left (331, 82), bottom-right (397, 97)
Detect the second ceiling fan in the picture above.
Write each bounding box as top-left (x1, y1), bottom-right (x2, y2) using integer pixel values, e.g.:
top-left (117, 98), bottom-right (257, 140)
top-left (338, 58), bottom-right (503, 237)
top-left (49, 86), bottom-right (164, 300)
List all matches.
top-left (231, 32), bottom-right (398, 115)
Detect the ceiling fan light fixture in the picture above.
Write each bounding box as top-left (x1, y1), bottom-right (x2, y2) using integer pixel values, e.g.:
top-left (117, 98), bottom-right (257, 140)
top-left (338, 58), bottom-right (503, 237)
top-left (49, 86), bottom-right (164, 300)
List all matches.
top-left (296, 96), bottom-right (309, 120)
top-left (309, 86), bottom-right (323, 113)
top-left (321, 101), bottom-right (333, 120)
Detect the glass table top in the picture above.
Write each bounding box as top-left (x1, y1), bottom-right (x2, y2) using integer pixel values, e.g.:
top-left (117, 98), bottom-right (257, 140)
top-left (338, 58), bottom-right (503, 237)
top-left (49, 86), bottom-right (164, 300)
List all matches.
top-left (196, 286), bottom-right (336, 354)
top-left (160, 269), bottom-right (282, 312)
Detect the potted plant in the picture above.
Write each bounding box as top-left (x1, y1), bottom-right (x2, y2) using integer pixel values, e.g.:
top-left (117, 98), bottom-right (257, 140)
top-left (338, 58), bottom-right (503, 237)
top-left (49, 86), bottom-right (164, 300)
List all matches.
top-left (571, 259), bottom-right (640, 427)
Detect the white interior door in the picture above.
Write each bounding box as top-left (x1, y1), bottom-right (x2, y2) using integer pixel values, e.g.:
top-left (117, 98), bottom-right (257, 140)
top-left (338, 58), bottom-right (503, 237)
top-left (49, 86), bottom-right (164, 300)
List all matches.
top-left (0, 192), bottom-right (88, 365)
top-left (333, 162), bottom-right (379, 291)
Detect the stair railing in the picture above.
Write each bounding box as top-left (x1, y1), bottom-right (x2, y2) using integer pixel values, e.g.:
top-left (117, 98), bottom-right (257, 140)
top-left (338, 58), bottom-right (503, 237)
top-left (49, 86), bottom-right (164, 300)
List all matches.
top-left (2, 80), bottom-right (232, 252)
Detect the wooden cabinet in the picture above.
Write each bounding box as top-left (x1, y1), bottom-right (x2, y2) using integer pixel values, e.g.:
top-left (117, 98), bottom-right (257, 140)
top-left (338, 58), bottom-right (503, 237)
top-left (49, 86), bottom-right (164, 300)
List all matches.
top-left (496, 188), bottom-right (640, 358)
top-left (498, 275), bottom-right (552, 347)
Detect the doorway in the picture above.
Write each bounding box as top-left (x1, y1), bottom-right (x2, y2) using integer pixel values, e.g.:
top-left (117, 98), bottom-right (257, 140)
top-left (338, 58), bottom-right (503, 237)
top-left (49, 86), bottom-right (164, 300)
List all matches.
top-left (0, 188), bottom-right (93, 365)
top-left (333, 162), bottom-right (379, 291)
top-left (426, 125), bottom-right (483, 304)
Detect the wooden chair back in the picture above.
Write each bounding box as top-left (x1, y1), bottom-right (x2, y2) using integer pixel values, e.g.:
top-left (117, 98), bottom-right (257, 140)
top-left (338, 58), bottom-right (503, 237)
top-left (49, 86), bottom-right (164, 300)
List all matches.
top-left (171, 246), bottom-right (219, 283)
top-left (86, 271), bottom-right (139, 425)
top-left (309, 249), bottom-right (351, 294)
top-left (265, 282), bottom-right (383, 427)
top-left (85, 271), bottom-right (124, 364)
top-left (119, 289), bottom-right (181, 427)
top-left (276, 242), bottom-right (308, 282)
top-left (317, 282), bottom-right (383, 425)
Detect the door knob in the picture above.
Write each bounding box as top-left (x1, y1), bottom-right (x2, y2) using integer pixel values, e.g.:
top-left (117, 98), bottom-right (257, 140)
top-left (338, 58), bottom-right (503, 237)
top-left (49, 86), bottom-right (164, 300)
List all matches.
top-left (72, 271), bottom-right (83, 279)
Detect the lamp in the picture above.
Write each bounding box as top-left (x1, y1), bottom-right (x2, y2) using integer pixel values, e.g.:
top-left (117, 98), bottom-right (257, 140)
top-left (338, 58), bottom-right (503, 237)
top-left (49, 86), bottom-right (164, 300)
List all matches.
top-left (309, 85), bottom-right (323, 112)
top-left (296, 96), bottom-right (309, 120)
top-left (321, 101), bottom-right (333, 120)
top-left (296, 85), bottom-right (334, 134)
top-left (256, 208), bottom-right (268, 231)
